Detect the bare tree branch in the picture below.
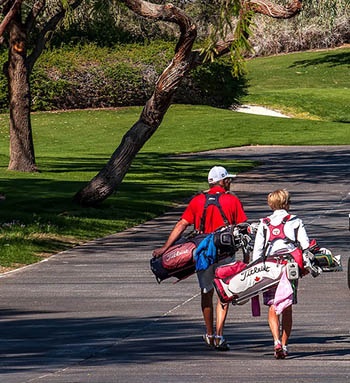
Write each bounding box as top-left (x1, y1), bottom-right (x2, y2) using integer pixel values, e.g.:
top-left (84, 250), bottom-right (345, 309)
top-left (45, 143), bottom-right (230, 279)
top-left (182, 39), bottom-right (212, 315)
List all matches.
top-left (0, 0), bottom-right (11, 6)
top-left (0, 0), bottom-right (23, 39)
top-left (27, 0), bottom-right (84, 71)
top-left (25, 0), bottom-right (46, 33)
top-left (190, 1), bottom-right (302, 66)
top-left (247, 0), bottom-right (302, 19)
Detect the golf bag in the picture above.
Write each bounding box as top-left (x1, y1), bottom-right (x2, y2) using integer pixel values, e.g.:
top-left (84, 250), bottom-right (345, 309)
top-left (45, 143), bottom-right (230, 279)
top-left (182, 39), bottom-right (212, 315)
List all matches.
top-left (213, 255), bottom-right (288, 304)
top-left (213, 240), bottom-right (343, 304)
top-left (150, 234), bottom-right (206, 283)
top-left (150, 222), bottom-right (257, 283)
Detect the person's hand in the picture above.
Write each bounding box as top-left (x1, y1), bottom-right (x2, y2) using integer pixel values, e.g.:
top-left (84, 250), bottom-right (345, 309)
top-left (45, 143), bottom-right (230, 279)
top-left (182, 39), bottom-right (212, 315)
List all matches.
top-left (153, 247), bottom-right (167, 258)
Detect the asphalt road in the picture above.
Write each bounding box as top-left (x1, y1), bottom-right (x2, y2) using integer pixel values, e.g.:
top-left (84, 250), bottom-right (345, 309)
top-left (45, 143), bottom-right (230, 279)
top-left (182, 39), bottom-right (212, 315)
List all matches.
top-left (0, 145), bottom-right (349, 383)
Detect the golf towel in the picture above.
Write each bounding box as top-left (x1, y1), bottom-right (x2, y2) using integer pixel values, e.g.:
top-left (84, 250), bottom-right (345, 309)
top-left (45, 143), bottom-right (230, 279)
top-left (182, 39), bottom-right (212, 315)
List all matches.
top-left (194, 234), bottom-right (217, 271)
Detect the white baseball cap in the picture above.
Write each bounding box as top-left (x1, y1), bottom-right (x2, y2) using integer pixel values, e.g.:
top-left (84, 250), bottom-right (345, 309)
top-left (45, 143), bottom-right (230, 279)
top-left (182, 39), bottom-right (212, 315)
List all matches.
top-left (208, 166), bottom-right (236, 183)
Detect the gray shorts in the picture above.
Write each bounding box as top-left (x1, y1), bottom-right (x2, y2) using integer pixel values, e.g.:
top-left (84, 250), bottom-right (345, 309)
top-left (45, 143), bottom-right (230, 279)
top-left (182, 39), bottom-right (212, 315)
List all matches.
top-left (197, 255), bottom-right (235, 293)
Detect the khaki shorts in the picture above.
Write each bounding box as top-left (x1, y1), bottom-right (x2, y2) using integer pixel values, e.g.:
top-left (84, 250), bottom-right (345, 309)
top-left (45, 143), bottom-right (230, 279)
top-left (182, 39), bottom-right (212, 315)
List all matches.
top-left (197, 255), bottom-right (235, 293)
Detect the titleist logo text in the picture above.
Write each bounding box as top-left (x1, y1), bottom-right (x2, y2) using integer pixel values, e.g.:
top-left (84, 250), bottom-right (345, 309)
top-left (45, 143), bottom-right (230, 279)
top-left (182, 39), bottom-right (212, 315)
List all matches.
top-left (165, 249), bottom-right (190, 260)
top-left (240, 264), bottom-right (270, 281)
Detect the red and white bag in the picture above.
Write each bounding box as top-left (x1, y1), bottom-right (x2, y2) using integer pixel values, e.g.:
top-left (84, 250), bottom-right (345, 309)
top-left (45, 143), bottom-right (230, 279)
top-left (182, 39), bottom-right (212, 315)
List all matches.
top-left (161, 242), bottom-right (196, 270)
top-left (213, 256), bottom-right (287, 304)
top-left (150, 235), bottom-right (207, 283)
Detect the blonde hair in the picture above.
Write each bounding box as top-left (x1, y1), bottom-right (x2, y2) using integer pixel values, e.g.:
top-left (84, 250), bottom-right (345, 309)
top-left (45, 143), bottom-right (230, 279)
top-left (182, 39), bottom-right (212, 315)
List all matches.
top-left (267, 189), bottom-right (290, 211)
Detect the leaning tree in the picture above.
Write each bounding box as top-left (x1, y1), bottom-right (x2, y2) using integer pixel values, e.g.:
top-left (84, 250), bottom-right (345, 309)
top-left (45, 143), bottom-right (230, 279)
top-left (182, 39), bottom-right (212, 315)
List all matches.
top-left (73, 0), bottom-right (303, 207)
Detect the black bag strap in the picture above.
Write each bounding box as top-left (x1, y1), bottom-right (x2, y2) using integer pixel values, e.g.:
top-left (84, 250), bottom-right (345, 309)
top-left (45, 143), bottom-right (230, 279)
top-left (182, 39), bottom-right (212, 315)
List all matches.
top-left (199, 192), bottom-right (230, 233)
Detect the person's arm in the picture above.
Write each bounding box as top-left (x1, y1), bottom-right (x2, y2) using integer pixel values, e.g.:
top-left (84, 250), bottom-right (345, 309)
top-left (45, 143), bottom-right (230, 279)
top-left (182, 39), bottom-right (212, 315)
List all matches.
top-left (296, 220), bottom-right (310, 250)
top-left (152, 218), bottom-right (190, 257)
top-left (252, 220), bottom-right (265, 261)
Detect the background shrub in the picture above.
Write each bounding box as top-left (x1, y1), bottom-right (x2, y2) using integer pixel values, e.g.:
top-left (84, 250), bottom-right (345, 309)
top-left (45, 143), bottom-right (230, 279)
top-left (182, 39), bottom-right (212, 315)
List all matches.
top-left (250, 0), bottom-right (349, 56)
top-left (0, 0), bottom-right (347, 112)
top-left (0, 41), bottom-right (244, 112)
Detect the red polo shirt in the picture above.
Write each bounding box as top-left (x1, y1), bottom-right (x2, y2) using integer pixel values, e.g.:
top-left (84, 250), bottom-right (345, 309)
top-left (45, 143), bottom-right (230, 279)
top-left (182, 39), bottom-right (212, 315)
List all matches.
top-left (181, 186), bottom-right (247, 233)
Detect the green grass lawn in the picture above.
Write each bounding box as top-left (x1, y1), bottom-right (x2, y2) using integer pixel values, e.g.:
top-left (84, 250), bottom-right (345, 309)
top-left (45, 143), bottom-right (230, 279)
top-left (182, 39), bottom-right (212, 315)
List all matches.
top-left (0, 47), bottom-right (349, 271)
top-left (243, 47), bottom-right (350, 122)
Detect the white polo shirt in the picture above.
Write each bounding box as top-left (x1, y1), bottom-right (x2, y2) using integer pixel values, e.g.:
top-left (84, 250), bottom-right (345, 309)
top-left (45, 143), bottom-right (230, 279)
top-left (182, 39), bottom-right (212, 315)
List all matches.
top-left (252, 209), bottom-right (310, 261)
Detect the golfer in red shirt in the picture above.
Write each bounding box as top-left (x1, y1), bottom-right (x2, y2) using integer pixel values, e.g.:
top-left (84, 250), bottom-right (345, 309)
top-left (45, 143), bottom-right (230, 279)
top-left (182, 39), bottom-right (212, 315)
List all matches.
top-left (153, 166), bottom-right (247, 350)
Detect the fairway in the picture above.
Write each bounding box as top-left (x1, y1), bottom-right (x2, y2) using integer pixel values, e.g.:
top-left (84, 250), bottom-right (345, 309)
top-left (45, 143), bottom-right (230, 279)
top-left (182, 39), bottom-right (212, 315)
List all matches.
top-left (244, 47), bottom-right (350, 122)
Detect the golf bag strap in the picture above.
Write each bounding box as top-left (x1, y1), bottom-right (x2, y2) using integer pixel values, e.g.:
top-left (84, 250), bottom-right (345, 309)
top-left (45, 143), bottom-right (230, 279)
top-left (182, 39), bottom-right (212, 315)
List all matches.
top-left (199, 192), bottom-right (230, 233)
top-left (262, 214), bottom-right (300, 260)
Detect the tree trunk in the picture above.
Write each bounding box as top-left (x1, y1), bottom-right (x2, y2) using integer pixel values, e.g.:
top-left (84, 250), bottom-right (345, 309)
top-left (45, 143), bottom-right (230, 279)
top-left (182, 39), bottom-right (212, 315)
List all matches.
top-left (73, 0), bottom-right (303, 207)
top-left (6, 18), bottom-right (37, 172)
top-left (73, 2), bottom-right (197, 206)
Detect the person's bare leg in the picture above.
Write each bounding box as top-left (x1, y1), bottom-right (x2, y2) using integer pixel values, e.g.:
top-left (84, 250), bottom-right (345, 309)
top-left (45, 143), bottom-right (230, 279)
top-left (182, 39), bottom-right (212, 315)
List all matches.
top-left (268, 305), bottom-right (281, 343)
top-left (281, 305), bottom-right (292, 347)
top-left (214, 299), bottom-right (230, 350)
top-left (215, 300), bottom-right (229, 337)
top-left (201, 289), bottom-right (214, 336)
top-left (268, 305), bottom-right (286, 358)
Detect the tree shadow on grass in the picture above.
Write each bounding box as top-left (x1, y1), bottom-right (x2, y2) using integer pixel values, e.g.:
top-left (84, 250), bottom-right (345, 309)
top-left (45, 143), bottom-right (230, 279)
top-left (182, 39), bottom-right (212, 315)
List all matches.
top-left (0, 152), bottom-right (255, 261)
top-left (0, 151), bottom-right (252, 216)
top-left (289, 50), bottom-right (350, 68)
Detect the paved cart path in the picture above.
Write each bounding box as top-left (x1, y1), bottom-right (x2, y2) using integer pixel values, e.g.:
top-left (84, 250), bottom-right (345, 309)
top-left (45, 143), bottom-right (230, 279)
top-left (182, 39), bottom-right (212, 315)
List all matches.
top-left (0, 146), bottom-right (349, 383)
